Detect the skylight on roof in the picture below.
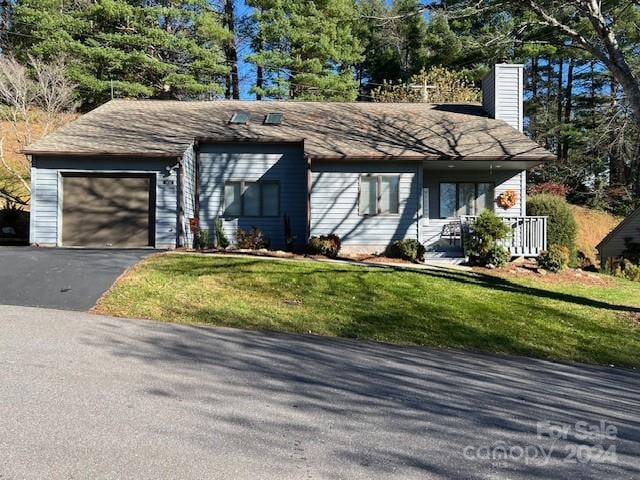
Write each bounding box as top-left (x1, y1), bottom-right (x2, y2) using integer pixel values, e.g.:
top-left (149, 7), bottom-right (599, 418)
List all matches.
top-left (264, 112), bottom-right (283, 125)
top-left (229, 111), bottom-right (250, 124)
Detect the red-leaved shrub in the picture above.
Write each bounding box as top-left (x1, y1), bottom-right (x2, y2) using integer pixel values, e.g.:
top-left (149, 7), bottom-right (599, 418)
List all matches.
top-left (528, 182), bottom-right (570, 197)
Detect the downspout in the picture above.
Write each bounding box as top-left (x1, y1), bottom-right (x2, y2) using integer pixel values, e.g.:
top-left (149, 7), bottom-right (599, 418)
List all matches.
top-left (194, 140), bottom-right (201, 222)
top-left (305, 153), bottom-right (311, 243)
top-left (177, 155), bottom-right (185, 248)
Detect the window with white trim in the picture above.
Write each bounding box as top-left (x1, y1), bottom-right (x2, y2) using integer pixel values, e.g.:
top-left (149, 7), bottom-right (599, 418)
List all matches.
top-left (224, 180), bottom-right (280, 217)
top-left (359, 175), bottom-right (400, 216)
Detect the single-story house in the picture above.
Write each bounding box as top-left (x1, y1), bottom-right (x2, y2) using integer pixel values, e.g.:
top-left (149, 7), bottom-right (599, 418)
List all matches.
top-left (597, 206), bottom-right (640, 265)
top-left (24, 63), bottom-right (554, 259)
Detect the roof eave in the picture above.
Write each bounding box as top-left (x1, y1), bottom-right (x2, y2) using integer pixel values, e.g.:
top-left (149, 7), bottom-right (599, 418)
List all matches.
top-left (22, 149), bottom-right (184, 158)
top-left (596, 206), bottom-right (640, 250)
top-left (195, 135), bottom-right (305, 145)
top-left (307, 154), bottom-right (555, 162)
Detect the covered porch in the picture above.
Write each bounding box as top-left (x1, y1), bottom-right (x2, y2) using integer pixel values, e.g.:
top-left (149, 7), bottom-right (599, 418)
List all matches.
top-left (420, 160), bottom-right (548, 259)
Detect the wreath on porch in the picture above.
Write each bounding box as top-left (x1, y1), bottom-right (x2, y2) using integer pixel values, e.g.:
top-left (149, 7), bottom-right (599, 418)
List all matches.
top-left (496, 190), bottom-right (518, 209)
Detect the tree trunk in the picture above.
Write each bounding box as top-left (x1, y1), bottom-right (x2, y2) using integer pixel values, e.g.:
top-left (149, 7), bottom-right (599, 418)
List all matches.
top-left (608, 77), bottom-right (626, 186)
top-left (531, 56), bottom-right (539, 98)
top-left (223, 0), bottom-right (239, 100)
top-left (561, 58), bottom-right (574, 163)
top-left (529, 56), bottom-right (539, 139)
top-left (556, 58), bottom-right (564, 161)
top-left (256, 64), bottom-right (263, 101)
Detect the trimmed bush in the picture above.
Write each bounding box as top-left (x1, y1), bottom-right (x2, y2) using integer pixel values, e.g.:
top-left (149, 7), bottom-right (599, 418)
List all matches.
top-left (464, 210), bottom-right (511, 267)
top-left (484, 244), bottom-right (509, 268)
top-left (214, 217), bottom-right (229, 248)
top-left (538, 244), bottom-right (570, 273)
top-left (308, 234), bottom-right (341, 258)
top-left (527, 194), bottom-right (577, 259)
top-left (236, 226), bottom-right (269, 250)
top-left (387, 239), bottom-right (426, 262)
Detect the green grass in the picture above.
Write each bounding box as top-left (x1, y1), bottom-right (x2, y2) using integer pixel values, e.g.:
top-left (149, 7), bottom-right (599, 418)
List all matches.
top-left (96, 253), bottom-right (640, 367)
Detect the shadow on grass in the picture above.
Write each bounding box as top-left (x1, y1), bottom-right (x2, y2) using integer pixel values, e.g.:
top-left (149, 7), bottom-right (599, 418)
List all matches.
top-left (127, 255), bottom-right (640, 367)
top-left (151, 255), bottom-right (640, 314)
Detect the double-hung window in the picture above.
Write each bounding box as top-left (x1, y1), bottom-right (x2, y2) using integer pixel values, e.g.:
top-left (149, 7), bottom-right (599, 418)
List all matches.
top-left (224, 180), bottom-right (280, 217)
top-left (439, 182), bottom-right (494, 218)
top-left (359, 175), bottom-right (400, 216)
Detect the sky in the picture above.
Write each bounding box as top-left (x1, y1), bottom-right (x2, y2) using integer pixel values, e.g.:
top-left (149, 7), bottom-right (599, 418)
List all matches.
top-left (235, 0), bottom-right (257, 100)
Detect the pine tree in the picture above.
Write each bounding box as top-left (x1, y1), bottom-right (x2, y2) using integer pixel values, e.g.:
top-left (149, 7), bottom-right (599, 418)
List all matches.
top-left (245, 0), bottom-right (363, 101)
top-left (8, 0), bottom-right (230, 108)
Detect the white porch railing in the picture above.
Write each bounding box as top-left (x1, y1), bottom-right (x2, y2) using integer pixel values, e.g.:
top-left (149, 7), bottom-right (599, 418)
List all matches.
top-left (461, 215), bottom-right (548, 257)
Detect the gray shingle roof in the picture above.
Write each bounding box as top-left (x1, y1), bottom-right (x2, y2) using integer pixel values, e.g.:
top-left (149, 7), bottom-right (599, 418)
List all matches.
top-left (24, 99), bottom-right (554, 161)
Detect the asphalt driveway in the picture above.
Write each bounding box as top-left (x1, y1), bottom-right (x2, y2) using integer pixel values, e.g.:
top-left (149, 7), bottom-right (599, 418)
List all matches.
top-left (1, 305), bottom-right (639, 479)
top-left (0, 247), bottom-right (152, 310)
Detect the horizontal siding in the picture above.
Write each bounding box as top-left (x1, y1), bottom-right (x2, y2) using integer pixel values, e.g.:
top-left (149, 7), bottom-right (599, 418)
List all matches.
top-left (181, 144), bottom-right (196, 248)
top-left (156, 172), bottom-right (178, 248)
top-left (599, 209), bottom-right (640, 261)
top-left (482, 64), bottom-right (523, 132)
top-left (422, 169), bottom-right (526, 248)
top-left (199, 143), bottom-right (307, 249)
top-left (32, 168), bottom-right (59, 245)
top-left (495, 65), bottom-right (522, 132)
top-left (31, 156), bottom-right (180, 248)
top-left (495, 170), bottom-right (525, 216)
top-left (424, 169), bottom-right (525, 219)
top-left (311, 161), bottom-right (419, 247)
top-left (481, 68), bottom-right (496, 117)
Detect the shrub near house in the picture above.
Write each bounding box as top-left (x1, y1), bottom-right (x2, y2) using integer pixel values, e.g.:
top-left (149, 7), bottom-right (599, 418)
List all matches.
top-left (464, 211), bottom-right (511, 268)
top-left (528, 194), bottom-right (578, 266)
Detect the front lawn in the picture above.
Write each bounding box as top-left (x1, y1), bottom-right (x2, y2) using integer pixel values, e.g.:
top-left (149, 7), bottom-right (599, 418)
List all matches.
top-left (95, 253), bottom-right (640, 367)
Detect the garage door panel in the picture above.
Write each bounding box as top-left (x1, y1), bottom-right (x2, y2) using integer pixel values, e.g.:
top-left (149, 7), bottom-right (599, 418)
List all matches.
top-left (62, 176), bottom-right (153, 247)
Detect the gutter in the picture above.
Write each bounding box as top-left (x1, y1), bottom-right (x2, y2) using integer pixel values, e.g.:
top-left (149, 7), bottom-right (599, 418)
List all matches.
top-left (194, 140), bottom-right (201, 222)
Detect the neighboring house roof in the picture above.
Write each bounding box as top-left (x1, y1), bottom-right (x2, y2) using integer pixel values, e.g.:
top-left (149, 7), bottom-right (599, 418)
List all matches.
top-left (24, 99), bottom-right (555, 161)
top-left (597, 206), bottom-right (640, 251)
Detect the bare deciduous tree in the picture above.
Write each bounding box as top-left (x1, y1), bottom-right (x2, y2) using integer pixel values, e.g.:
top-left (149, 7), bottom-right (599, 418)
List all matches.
top-left (0, 55), bottom-right (76, 205)
top-left (31, 55), bottom-right (78, 134)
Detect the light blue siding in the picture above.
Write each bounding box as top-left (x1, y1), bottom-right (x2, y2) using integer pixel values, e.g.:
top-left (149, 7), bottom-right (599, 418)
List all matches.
top-left (424, 169), bottom-right (526, 220)
top-left (482, 64), bottom-right (524, 132)
top-left (199, 143), bottom-right (307, 249)
top-left (30, 167), bottom-right (59, 245)
top-left (31, 156), bottom-right (182, 248)
top-left (181, 145), bottom-right (196, 247)
top-left (310, 161), bottom-right (420, 250)
top-left (482, 68), bottom-right (496, 118)
top-left (421, 169), bottom-right (527, 251)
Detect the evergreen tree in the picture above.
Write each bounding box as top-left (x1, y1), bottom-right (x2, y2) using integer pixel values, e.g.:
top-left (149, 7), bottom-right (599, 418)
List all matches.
top-left (8, 0), bottom-right (230, 108)
top-left (245, 0), bottom-right (363, 101)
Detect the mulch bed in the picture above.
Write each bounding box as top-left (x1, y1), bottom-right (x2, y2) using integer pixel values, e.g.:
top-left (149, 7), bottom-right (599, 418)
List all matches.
top-left (481, 259), bottom-right (614, 287)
